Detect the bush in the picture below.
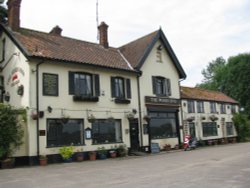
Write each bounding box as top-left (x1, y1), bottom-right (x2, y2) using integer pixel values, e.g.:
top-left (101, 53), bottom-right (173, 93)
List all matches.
top-left (0, 104), bottom-right (24, 160)
top-left (59, 145), bottom-right (74, 160)
top-left (232, 113), bottom-right (250, 142)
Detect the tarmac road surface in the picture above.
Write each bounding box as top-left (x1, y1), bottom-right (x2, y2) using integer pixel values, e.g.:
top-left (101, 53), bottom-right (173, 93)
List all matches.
top-left (0, 142), bottom-right (250, 188)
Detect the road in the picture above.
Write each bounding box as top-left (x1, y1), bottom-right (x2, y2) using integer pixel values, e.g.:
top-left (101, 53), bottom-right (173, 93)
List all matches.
top-left (0, 142), bottom-right (250, 188)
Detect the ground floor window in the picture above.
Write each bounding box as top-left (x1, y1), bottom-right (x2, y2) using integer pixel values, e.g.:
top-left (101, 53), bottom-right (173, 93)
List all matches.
top-left (202, 122), bottom-right (218, 137)
top-left (92, 119), bottom-right (122, 144)
top-left (226, 122), bottom-right (234, 136)
top-left (149, 112), bottom-right (177, 139)
top-left (47, 119), bottom-right (84, 147)
top-left (189, 122), bottom-right (196, 138)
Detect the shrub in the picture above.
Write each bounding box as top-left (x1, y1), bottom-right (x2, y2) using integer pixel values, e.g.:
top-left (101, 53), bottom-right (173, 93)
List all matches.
top-left (232, 113), bottom-right (250, 142)
top-left (59, 145), bottom-right (74, 160)
top-left (0, 104), bottom-right (24, 160)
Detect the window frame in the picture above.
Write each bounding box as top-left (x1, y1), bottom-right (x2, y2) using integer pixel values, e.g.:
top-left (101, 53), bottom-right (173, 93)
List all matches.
top-left (187, 100), bottom-right (195, 113)
top-left (226, 122), bottom-right (234, 136)
top-left (69, 71), bottom-right (100, 101)
top-left (152, 76), bottom-right (171, 97)
top-left (111, 76), bottom-right (131, 103)
top-left (0, 38), bottom-right (6, 63)
top-left (220, 103), bottom-right (226, 114)
top-left (46, 118), bottom-right (84, 147)
top-left (197, 101), bottom-right (204, 113)
top-left (92, 119), bottom-right (123, 144)
top-left (202, 122), bottom-right (218, 137)
top-left (210, 102), bottom-right (217, 113)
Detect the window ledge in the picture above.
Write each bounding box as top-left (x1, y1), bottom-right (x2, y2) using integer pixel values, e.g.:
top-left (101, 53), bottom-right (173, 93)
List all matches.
top-left (73, 95), bottom-right (99, 102)
top-left (114, 98), bottom-right (131, 104)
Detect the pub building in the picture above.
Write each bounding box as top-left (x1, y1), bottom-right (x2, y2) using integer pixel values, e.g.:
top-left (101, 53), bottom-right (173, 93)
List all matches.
top-left (0, 0), bottom-right (186, 165)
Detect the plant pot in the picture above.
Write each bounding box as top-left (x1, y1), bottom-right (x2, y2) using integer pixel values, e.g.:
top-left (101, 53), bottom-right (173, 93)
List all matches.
top-left (98, 153), bottom-right (107, 160)
top-left (109, 151), bottom-right (117, 158)
top-left (88, 152), bottom-right (96, 161)
top-left (39, 159), bottom-right (48, 166)
top-left (63, 158), bottom-right (73, 163)
top-left (1, 158), bottom-right (15, 169)
top-left (76, 154), bottom-right (84, 162)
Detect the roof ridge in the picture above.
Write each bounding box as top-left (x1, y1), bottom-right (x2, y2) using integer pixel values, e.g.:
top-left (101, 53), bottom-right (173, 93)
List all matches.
top-left (119, 29), bottom-right (159, 48)
top-left (18, 27), bottom-right (118, 50)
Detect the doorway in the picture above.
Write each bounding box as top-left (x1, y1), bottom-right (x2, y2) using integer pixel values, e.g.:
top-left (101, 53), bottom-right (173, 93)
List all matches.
top-left (129, 119), bottom-right (140, 151)
top-left (189, 122), bottom-right (196, 138)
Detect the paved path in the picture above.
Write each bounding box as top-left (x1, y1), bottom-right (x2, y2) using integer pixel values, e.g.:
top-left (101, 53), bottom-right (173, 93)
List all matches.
top-left (1, 143), bottom-right (250, 188)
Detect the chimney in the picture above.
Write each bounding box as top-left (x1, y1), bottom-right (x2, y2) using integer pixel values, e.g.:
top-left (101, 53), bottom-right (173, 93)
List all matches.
top-left (7, 0), bottom-right (22, 31)
top-left (98, 22), bottom-right (109, 48)
top-left (49, 25), bottom-right (62, 36)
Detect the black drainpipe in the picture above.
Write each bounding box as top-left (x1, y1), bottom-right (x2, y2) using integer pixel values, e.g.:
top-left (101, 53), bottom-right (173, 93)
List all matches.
top-left (136, 71), bottom-right (143, 150)
top-left (36, 61), bottom-right (44, 159)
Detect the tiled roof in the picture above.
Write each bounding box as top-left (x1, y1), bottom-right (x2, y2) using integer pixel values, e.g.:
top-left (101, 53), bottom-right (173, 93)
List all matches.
top-left (181, 86), bottom-right (238, 104)
top-left (119, 30), bottom-right (158, 68)
top-left (12, 28), bottom-right (134, 71)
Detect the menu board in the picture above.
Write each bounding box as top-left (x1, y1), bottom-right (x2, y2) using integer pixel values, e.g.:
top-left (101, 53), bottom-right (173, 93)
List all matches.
top-left (43, 73), bottom-right (58, 96)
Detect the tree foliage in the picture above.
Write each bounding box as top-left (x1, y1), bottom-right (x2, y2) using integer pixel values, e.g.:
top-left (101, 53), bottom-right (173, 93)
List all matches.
top-left (197, 53), bottom-right (250, 117)
top-left (0, 0), bottom-right (7, 24)
top-left (0, 104), bottom-right (24, 160)
top-left (232, 113), bottom-right (250, 142)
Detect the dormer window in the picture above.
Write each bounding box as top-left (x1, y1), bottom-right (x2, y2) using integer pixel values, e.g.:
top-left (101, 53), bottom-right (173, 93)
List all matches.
top-left (152, 76), bottom-right (171, 97)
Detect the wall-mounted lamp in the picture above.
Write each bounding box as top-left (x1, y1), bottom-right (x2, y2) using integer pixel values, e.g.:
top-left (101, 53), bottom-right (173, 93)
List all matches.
top-left (47, 106), bottom-right (53, 113)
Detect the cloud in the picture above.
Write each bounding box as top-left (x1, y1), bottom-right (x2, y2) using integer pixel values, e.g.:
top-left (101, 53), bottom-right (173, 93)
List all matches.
top-left (18, 0), bottom-right (250, 86)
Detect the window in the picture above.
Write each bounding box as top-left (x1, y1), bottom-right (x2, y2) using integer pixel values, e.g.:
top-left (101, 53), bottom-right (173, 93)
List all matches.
top-left (111, 77), bottom-right (131, 103)
top-left (187, 100), bottom-right (195, 113)
top-left (69, 72), bottom-right (100, 101)
top-left (92, 120), bottom-right (122, 144)
top-left (220, 103), bottom-right (226, 114)
top-left (210, 102), bottom-right (217, 113)
top-left (0, 38), bottom-right (6, 62)
top-left (152, 76), bottom-right (171, 96)
top-left (197, 101), bottom-right (204, 113)
top-left (156, 49), bottom-right (162, 62)
top-left (149, 112), bottom-right (177, 139)
top-left (202, 122), bottom-right (218, 137)
top-left (226, 122), bottom-right (234, 136)
top-left (47, 119), bottom-right (84, 147)
top-left (231, 105), bottom-right (236, 114)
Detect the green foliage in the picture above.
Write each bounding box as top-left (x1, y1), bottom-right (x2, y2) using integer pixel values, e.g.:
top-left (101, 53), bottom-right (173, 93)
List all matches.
top-left (97, 146), bottom-right (107, 155)
top-left (197, 53), bottom-right (250, 117)
top-left (0, 104), bottom-right (24, 160)
top-left (59, 145), bottom-right (74, 159)
top-left (117, 144), bottom-right (127, 157)
top-left (232, 113), bottom-right (250, 142)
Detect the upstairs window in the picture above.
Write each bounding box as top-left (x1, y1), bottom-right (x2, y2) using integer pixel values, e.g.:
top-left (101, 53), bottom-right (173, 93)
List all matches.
top-left (152, 76), bottom-right (171, 97)
top-left (220, 103), bottom-right (226, 114)
top-left (187, 100), bottom-right (195, 113)
top-left (231, 105), bottom-right (236, 114)
top-left (210, 102), bottom-right (217, 113)
top-left (69, 72), bottom-right (100, 101)
top-left (197, 101), bottom-right (204, 113)
top-left (111, 77), bottom-right (131, 103)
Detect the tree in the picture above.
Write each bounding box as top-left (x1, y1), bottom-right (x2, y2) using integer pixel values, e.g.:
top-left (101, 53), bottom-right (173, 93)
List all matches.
top-left (197, 53), bottom-right (250, 117)
top-left (0, 0), bottom-right (7, 24)
top-left (197, 57), bottom-right (226, 91)
top-left (232, 113), bottom-right (250, 142)
top-left (0, 104), bottom-right (24, 160)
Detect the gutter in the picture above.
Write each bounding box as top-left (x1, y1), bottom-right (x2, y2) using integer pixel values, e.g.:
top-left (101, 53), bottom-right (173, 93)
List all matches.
top-left (36, 61), bottom-right (45, 159)
top-left (136, 71), bottom-right (143, 149)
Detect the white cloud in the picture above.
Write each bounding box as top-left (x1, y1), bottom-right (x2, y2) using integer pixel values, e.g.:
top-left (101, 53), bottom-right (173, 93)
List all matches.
top-left (15, 0), bottom-right (250, 86)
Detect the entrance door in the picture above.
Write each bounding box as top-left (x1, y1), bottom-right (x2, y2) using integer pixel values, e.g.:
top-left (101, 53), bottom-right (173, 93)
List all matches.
top-left (129, 119), bottom-right (140, 151)
top-left (189, 122), bottom-right (196, 138)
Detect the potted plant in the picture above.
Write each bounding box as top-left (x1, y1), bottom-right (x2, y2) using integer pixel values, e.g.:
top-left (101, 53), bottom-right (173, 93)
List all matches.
top-left (87, 114), bottom-right (96, 123)
top-left (97, 146), bottom-right (107, 160)
top-left (59, 145), bottom-right (74, 162)
top-left (117, 144), bottom-right (127, 157)
top-left (88, 151), bottom-right (97, 161)
top-left (75, 149), bottom-right (84, 162)
top-left (109, 145), bottom-right (117, 158)
top-left (163, 144), bottom-right (171, 151)
top-left (39, 155), bottom-right (48, 166)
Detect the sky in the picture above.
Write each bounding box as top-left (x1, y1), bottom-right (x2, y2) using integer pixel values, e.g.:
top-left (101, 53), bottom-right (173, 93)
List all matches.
top-left (8, 0), bottom-right (250, 86)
